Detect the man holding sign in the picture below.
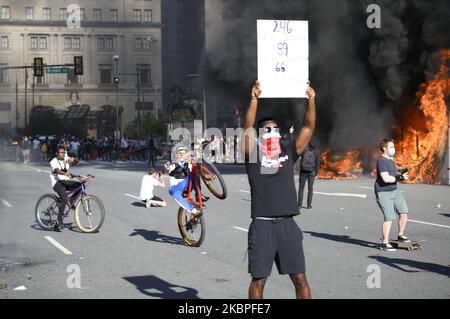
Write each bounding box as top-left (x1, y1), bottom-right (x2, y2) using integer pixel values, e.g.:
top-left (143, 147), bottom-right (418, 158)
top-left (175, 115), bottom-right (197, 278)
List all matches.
top-left (243, 80), bottom-right (316, 299)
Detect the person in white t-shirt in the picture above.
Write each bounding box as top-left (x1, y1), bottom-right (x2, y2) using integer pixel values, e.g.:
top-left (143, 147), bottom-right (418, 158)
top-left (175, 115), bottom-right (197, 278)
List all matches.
top-left (139, 168), bottom-right (166, 208)
top-left (70, 139), bottom-right (80, 157)
top-left (49, 145), bottom-right (80, 230)
top-left (121, 135), bottom-right (129, 160)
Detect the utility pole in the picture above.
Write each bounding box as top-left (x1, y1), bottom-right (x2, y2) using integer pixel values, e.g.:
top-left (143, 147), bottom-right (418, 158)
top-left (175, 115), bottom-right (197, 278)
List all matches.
top-left (32, 69), bottom-right (35, 111)
top-left (113, 55), bottom-right (120, 144)
top-left (15, 78), bottom-right (19, 136)
top-left (136, 66), bottom-right (141, 135)
top-left (202, 75), bottom-right (207, 130)
top-left (24, 67), bottom-right (28, 136)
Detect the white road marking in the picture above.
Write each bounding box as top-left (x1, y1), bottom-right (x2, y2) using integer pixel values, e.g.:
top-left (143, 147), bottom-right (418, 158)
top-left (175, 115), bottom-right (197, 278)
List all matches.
top-left (13, 286), bottom-right (27, 291)
top-left (233, 226), bottom-right (249, 232)
top-left (125, 193), bottom-right (141, 200)
top-left (32, 167), bottom-right (51, 174)
top-left (0, 199), bottom-right (12, 207)
top-left (314, 191), bottom-right (367, 199)
top-left (359, 186), bottom-right (404, 193)
top-left (239, 190), bottom-right (250, 194)
top-left (409, 219), bottom-right (450, 229)
top-left (44, 236), bottom-right (73, 255)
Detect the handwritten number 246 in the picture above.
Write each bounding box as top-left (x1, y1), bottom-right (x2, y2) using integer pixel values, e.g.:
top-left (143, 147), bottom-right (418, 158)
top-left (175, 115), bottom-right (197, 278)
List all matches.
top-left (273, 21), bottom-right (292, 33)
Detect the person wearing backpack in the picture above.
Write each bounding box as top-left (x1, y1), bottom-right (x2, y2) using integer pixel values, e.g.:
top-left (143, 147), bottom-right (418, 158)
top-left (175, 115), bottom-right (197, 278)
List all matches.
top-left (39, 139), bottom-right (49, 162)
top-left (298, 136), bottom-right (320, 210)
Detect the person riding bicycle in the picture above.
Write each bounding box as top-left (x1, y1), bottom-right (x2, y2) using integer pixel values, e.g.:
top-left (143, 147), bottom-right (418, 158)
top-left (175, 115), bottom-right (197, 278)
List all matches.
top-left (49, 145), bottom-right (80, 231)
top-left (164, 144), bottom-right (207, 218)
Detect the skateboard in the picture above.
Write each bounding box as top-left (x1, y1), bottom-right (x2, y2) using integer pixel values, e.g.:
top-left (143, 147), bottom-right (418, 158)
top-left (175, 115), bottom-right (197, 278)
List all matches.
top-left (389, 240), bottom-right (425, 251)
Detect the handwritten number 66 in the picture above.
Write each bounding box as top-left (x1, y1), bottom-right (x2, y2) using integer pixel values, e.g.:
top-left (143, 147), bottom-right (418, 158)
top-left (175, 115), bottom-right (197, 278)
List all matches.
top-left (275, 63), bottom-right (286, 72)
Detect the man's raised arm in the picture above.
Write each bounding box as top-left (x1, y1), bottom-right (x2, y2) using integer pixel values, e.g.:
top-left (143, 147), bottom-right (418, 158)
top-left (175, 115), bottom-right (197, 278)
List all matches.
top-left (243, 81), bottom-right (261, 155)
top-left (295, 84), bottom-right (316, 155)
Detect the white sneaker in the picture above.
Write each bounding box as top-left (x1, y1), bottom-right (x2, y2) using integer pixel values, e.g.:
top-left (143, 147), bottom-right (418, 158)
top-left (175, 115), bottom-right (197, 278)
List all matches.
top-left (191, 208), bottom-right (203, 218)
top-left (145, 201), bottom-right (151, 208)
top-left (380, 243), bottom-right (396, 251)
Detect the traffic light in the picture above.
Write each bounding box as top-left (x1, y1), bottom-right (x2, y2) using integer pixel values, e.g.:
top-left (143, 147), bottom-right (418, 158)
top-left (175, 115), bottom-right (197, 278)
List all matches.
top-left (74, 56), bottom-right (83, 75)
top-left (34, 57), bottom-right (44, 77)
top-left (114, 76), bottom-right (119, 84)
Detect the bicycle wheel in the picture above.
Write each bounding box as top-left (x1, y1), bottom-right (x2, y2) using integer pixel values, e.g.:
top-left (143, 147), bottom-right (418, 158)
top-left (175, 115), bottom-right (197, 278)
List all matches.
top-left (177, 207), bottom-right (205, 247)
top-left (35, 194), bottom-right (59, 230)
top-left (74, 195), bottom-right (105, 233)
top-left (200, 161), bottom-right (227, 199)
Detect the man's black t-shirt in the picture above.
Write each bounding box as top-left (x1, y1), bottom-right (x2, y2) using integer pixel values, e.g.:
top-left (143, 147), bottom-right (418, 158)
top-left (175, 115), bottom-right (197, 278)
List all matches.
top-left (245, 135), bottom-right (300, 218)
top-left (375, 156), bottom-right (397, 192)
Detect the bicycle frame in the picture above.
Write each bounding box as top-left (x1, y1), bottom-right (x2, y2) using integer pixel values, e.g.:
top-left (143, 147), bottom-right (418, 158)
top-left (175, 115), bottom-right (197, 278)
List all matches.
top-left (62, 183), bottom-right (85, 217)
top-left (60, 177), bottom-right (93, 217)
top-left (186, 163), bottom-right (204, 210)
top-left (185, 162), bottom-right (216, 210)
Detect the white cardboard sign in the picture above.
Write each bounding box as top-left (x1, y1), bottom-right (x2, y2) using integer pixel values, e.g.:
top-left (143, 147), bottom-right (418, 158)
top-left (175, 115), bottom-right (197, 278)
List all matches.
top-left (257, 19), bottom-right (309, 98)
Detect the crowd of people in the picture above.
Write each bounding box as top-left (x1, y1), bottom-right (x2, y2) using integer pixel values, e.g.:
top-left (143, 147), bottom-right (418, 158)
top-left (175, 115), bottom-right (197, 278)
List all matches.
top-left (0, 134), bottom-right (164, 166)
top-left (1, 132), bottom-right (251, 165)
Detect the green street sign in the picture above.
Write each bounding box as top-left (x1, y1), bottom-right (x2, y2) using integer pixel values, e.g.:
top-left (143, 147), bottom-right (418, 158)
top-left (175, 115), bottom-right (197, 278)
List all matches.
top-left (45, 67), bottom-right (69, 74)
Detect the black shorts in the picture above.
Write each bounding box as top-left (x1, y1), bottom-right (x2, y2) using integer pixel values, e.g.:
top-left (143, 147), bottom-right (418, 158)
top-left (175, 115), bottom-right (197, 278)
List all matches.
top-left (248, 217), bottom-right (305, 278)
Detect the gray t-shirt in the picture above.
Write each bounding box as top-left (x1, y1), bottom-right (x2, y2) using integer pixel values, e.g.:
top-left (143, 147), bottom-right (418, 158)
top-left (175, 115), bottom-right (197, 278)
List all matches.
top-left (375, 156), bottom-right (397, 192)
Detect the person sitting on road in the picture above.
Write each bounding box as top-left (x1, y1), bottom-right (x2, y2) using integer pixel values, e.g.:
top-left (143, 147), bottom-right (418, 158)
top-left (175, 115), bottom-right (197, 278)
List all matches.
top-left (139, 168), bottom-right (167, 208)
top-left (49, 145), bottom-right (80, 231)
top-left (164, 145), bottom-right (207, 218)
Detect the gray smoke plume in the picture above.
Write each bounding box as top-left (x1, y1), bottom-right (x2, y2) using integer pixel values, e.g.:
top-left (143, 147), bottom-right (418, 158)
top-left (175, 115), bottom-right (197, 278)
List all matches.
top-left (206, 0), bottom-right (449, 152)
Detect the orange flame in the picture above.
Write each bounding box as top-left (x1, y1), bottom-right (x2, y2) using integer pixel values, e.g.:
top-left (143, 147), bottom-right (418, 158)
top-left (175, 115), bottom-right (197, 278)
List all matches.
top-left (318, 49), bottom-right (449, 183)
top-left (395, 49), bottom-right (450, 183)
top-left (318, 149), bottom-right (363, 179)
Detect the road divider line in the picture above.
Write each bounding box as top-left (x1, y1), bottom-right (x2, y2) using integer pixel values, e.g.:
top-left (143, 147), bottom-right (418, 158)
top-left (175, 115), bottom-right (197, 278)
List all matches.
top-left (314, 192), bottom-right (367, 199)
top-left (233, 226), bottom-right (249, 232)
top-left (1, 199), bottom-right (12, 207)
top-left (409, 219), bottom-right (450, 229)
top-left (359, 186), bottom-right (404, 193)
top-left (125, 193), bottom-right (141, 200)
top-left (44, 236), bottom-right (72, 255)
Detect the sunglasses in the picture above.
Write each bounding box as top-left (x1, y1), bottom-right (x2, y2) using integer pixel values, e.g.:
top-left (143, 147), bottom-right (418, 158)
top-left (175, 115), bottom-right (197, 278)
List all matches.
top-left (263, 127), bottom-right (279, 133)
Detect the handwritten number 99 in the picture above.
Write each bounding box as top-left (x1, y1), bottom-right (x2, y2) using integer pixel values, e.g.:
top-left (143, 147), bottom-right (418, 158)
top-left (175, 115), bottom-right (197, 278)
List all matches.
top-left (278, 42), bottom-right (288, 56)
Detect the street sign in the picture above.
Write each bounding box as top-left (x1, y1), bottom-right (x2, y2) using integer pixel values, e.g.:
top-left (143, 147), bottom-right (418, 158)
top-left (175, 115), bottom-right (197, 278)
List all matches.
top-left (45, 67), bottom-right (69, 74)
top-left (135, 101), bottom-right (153, 111)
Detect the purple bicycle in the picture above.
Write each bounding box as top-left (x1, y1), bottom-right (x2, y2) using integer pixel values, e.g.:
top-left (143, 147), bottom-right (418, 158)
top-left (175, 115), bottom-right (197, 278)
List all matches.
top-left (35, 175), bottom-right (105, 233)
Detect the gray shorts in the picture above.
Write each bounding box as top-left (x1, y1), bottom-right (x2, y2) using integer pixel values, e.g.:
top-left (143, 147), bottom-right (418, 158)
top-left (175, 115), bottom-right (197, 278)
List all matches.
top-left (248, 217), bottom-right (305, 278)
top-left (375, 189), bottom-right (408, 221)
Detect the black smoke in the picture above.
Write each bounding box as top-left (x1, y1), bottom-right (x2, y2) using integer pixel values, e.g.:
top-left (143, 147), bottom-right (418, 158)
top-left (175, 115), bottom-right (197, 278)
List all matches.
top-left (206, 0), bottom-right (450, 152)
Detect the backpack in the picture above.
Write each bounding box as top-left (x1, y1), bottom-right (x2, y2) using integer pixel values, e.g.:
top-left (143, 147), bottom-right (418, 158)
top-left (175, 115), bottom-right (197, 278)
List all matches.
top-left (40, 143), bottom-right (48, 153)
top-left (301, 148), bottom-right (315, 172)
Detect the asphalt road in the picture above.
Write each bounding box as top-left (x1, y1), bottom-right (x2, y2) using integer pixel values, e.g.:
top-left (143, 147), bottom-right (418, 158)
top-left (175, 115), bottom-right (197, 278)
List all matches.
top-left (0, 160), bottom-right (449, 299)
